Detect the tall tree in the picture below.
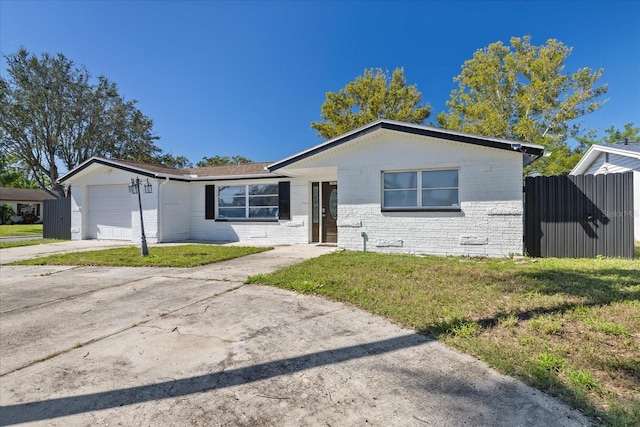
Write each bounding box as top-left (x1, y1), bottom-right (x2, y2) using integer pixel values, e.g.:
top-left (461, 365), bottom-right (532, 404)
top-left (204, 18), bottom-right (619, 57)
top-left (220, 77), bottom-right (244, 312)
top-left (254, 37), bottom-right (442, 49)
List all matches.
top-left (0, 49), bottom-right (165, 197)
top-left (437, 36), bottom-right (608, 176)
top-left (601, 123), bottom-right (640, 144)
top-left (311, 68), bottom-right (431, 139)
top-left (137, 152), bottom-right (192, 169)
top-left (196, 155), bottom-right (252, 167)
top-left (0, 152), bottom-right (39, 188)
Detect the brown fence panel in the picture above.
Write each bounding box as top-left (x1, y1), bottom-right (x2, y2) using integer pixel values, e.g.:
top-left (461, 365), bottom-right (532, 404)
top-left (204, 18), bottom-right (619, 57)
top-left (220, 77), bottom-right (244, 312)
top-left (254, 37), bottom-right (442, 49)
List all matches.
top-left (43, 197), bottom-right (71, 240)
top-left (524, 172), bottom-right (634, 258)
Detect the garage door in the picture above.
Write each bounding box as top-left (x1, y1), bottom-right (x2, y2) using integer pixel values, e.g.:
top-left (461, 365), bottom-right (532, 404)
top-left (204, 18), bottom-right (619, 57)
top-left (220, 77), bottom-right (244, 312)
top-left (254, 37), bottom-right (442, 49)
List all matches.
top-left (88, 185), bottom-right (132, 240)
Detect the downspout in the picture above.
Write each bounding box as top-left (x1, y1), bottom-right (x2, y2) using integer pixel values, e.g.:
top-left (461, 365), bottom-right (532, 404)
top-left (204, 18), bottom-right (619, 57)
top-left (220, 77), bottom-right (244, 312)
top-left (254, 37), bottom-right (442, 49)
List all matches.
top-left (157, 175), bottom-right (170, 242)
top-left (361, 231), bottom-right (368, 252)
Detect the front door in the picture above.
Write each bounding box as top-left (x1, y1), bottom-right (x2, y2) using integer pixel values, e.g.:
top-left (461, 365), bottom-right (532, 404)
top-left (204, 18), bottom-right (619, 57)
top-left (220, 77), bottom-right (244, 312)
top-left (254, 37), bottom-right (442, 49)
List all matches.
top-left (321, 182), bottom-right (338, 243)
top-left (311, 181), bottom-right (338, 244)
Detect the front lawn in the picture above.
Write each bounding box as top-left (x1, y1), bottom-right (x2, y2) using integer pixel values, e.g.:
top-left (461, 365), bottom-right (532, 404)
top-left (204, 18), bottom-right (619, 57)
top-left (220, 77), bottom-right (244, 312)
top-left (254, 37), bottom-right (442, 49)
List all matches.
top-left (12, 245), bottom-right (272, 268)
top-left (0, 224), bottom-right (43, 237)
top-left (248, 252), bottom-right (640, 426)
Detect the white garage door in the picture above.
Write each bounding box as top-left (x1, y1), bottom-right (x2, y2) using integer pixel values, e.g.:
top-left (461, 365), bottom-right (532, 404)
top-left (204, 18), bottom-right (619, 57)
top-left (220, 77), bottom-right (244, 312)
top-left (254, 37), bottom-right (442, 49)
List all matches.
top-left (88, 185), bottom-right (132, 240)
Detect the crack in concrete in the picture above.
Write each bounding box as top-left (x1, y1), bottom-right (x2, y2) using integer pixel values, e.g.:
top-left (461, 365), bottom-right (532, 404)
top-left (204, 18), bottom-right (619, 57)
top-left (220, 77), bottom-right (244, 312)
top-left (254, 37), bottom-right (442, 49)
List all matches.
top-left (0, 275), bottom-right (151, 315)
top-left (0, 282), bottom-right (248, 377)
top-left (159, 275), bottom-right (242, 283)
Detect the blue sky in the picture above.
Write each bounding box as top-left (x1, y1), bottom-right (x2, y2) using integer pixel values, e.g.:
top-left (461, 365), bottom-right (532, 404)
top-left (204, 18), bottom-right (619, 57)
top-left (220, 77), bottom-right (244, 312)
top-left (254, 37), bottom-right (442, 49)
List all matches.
top-left (1, 0), bottom-right (639, 168)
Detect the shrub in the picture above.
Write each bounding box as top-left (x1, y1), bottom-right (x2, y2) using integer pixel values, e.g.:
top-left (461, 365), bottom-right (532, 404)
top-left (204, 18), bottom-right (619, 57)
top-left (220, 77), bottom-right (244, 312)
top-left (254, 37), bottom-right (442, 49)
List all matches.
top-left (23, 212), bottom-right (39, 224)
top-left (1, 204), bottom-right (15, 224)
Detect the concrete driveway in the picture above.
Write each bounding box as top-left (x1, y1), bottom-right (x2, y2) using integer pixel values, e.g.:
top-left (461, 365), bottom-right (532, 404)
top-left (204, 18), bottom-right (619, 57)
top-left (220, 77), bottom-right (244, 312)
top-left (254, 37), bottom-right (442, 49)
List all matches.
top-left (0, 242), bottom-right (592, 426)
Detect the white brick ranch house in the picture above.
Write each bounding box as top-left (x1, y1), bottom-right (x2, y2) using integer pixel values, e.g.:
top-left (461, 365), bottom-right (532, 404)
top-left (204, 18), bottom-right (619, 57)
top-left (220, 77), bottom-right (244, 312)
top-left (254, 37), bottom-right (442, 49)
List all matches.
top-left (59, 120), bottom-right (544, 257)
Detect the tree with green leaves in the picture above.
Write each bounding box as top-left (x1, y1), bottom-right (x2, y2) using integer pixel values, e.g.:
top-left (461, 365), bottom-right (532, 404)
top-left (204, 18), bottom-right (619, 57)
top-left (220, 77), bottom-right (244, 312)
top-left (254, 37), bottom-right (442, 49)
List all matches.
top-left (142, 153), bottom-right (192, 169)
top-left (0, 152), bottom-right (39, 188)
top-left (601, 123), bottom-right (640, 144)
top-left (196, 155), bottom-right (252, 167)
top-left (0, 49), bottom-right (179, 197)
top-left (437, 36), bottom-right (608, 176)
top-left (311, 67), bottom-right (431, 139)
top-left (574, 123), bottom-right (640, 151)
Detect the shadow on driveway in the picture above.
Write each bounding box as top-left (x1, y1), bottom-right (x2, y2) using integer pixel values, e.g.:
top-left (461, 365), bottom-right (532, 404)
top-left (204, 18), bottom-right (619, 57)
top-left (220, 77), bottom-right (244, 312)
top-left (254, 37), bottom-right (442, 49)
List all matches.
top-left (0, 334), bottom-right (428, 425)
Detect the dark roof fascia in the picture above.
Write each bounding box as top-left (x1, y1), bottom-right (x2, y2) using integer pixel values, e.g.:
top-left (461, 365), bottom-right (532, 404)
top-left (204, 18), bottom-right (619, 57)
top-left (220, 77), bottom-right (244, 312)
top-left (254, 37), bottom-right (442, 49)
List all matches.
top-left (381, 122), bottom-right (544, 157)
top-left (268, 121), bottom-right (544, 171)
top-left (192, 174), bottom-right (288, 183)
top-left (59, 158), bottom-right (282, 184)
top-left (59, 158), bottom-right (188, 183)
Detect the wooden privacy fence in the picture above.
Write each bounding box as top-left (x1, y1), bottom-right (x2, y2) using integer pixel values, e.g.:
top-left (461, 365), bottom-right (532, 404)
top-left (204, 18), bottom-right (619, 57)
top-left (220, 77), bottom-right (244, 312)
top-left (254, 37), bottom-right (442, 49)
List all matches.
top-left (43, 197), bottom-right (71, 240)
top-left (524, 172), bottom-right (635, 258)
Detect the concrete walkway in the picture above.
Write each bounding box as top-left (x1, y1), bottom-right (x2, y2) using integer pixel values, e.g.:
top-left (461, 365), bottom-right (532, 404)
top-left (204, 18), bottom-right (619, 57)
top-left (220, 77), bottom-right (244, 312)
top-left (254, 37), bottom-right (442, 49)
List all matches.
top-left (0, 239), bottom-right (133, 264)
top-left (0, 242), bottom-right (592, 426)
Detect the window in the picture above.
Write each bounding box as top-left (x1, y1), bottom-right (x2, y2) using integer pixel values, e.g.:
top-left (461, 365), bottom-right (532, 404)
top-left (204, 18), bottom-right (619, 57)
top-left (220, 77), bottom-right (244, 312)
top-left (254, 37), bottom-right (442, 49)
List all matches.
top-left (17, 203), bottom-right (39, 216)
top-left (217, 183), bottom-right (279, 220)
top-left (383, 169), bottom-right (459, 210)
top-left (205, 182), bottom-right (290, 221)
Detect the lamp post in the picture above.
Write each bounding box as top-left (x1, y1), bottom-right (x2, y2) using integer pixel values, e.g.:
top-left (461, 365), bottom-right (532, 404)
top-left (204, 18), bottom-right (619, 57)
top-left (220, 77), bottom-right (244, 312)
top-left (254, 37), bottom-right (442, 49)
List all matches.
top-left (128, 177), bottom-right (152, 256)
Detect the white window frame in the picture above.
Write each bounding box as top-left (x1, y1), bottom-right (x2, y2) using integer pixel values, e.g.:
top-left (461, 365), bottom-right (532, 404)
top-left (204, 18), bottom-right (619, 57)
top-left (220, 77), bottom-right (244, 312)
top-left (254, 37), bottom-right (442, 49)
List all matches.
top-left (217, 183), bottom-right (279, 220)
top-left (382, 168), bottom-right (460, 211)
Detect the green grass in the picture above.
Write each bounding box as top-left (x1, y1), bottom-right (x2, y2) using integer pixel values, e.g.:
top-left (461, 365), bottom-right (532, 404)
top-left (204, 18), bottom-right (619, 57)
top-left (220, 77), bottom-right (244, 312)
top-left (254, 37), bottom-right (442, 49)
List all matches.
top-left (247, 251), bottom-right (640, 426)
top-left (0, 238), bottom-right (65, 249)
top-left (11, 244), bottom-right (273, 267)
top-left (0, 224), bottom-right (43, 237)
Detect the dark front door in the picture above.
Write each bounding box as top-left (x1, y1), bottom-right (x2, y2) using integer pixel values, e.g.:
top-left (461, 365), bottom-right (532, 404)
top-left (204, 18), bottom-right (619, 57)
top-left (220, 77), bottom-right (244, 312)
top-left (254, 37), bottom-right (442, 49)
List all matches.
top-left (321, 182), bottom-right (338, 243)
top-left (312, 182), bottom-right (320, 243)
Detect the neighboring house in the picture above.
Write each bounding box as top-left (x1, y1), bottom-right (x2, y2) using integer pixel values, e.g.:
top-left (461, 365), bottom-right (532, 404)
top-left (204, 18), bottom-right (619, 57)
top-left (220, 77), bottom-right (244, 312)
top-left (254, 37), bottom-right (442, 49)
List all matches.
top-left (59, 120), bottom-right (544, 256)
top-left (0, 187), bottom-right (56, 223)
top-left (570, 141), bottom-right (640, 241)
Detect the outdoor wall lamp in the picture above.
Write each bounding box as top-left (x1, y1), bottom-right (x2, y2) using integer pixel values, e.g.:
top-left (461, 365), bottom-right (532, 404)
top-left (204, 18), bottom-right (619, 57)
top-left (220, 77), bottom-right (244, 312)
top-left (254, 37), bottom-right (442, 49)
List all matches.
top-left (128, 177), bottom-right (153, 194)
top-left (129, 177), bottom-right (151, 256)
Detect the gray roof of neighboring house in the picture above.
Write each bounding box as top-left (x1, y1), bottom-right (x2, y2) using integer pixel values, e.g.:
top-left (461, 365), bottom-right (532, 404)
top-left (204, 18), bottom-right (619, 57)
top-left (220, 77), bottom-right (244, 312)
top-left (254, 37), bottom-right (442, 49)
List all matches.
top-left (570, 141), bottom-right (640, 175)
top-left (0, 187), bottom-right (56, 202)
top-left (605, 141), bottom-right (640, 153)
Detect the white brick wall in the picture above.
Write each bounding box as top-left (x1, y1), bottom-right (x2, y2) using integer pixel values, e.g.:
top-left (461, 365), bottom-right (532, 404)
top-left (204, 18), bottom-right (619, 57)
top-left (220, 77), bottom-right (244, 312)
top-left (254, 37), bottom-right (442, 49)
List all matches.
top-left (290, 129), bottom-right (526, 257)
top-left (131, 183), bottom-right (158, 244)
top-left (70, 186), bottom-right (84, 241)
top-left (188, 179), bottom-right (309, 245)
top-left (158, 180), bottom-right (191, 242)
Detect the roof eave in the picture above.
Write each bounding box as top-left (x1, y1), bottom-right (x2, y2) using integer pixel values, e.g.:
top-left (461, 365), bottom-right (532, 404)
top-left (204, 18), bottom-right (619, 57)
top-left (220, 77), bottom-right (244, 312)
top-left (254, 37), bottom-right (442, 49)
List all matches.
top-left (188, 173), bottom-right (283, 181)
top-left (59, 158), bottom-right (282, 183)
top-left (268, 120), bottom-right (545, 172)
top-left (570, 145), bottom-right (598, 175)
top-left (570, 144), bottom-right (640, 175)
top-left (58, 157), bottom-right (187, 183)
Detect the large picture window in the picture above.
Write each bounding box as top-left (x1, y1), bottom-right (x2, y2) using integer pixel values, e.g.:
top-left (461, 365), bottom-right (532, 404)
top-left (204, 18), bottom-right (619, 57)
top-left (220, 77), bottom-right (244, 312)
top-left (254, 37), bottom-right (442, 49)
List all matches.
top-left (218, 183), bottom-right (279, 219)
top-left (383, 169), bottom-right (459, 210)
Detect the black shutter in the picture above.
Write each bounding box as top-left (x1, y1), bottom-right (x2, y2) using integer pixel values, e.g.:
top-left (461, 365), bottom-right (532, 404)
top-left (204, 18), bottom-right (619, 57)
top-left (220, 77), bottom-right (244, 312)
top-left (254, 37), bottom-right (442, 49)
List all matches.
top-left (205, 185), bottom-right (215, 219)
top-left (278, 181), bottom-right (290, 220)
